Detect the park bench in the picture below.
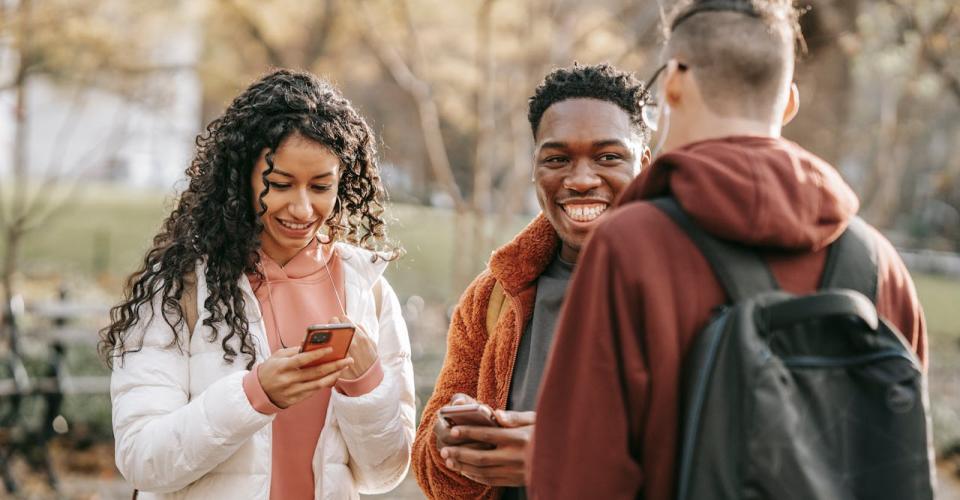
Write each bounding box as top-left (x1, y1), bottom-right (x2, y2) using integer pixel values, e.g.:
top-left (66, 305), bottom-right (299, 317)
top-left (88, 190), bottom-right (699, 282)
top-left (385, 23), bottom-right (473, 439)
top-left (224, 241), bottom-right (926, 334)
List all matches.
top-left (0, 291), bottom-right (110, 495)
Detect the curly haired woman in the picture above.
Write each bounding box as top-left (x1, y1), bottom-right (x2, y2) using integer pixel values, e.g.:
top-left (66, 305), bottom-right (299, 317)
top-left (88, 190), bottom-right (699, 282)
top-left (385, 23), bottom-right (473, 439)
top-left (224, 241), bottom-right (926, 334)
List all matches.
top-left (99, 69), bottom-right (415, 499)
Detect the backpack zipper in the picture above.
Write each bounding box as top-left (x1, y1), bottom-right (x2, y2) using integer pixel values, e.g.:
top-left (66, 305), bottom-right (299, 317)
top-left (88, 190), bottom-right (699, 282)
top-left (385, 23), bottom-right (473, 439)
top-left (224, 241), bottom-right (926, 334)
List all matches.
top-left (782, 349), bottom-right (915, 369)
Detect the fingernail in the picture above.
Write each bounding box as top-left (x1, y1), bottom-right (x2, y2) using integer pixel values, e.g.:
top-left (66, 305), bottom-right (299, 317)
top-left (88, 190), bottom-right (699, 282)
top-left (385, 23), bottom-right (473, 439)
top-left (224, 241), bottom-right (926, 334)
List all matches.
top-left (440, 448), bottom-right (448, 458)
top-left (451, 428), bottom-right (460, 437)
top-left (446, 459), bottom-right (456, 469)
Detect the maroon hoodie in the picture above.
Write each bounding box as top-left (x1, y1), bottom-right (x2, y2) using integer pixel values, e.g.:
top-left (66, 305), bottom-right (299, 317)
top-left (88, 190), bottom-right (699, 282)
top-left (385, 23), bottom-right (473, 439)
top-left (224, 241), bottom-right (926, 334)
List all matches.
top-left (527, 136), bottom-right (927, 500)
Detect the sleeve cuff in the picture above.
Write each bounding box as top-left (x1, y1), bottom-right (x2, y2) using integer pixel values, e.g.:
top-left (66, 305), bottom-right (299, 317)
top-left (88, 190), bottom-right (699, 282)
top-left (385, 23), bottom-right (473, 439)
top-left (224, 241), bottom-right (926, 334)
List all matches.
top-left (335, 358), bottom-right (384, 397)
top-left (243, 365), bottom-right (282, 415)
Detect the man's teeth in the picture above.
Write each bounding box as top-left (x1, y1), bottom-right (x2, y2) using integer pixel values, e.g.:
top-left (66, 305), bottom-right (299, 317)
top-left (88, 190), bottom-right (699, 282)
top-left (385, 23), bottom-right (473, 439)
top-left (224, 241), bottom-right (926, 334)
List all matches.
top-left (279, 219), bottom-right (312, 230)
top-left (562, 203), bottom-right (608, 222)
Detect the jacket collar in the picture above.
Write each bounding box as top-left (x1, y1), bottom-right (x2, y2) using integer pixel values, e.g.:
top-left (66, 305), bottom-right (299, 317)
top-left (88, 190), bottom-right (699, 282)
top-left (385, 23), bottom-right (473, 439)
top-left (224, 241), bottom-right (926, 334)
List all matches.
top-left (488, 213), bottom-right (560, 295)
top-left (196, 242), bottom-right (390, 359)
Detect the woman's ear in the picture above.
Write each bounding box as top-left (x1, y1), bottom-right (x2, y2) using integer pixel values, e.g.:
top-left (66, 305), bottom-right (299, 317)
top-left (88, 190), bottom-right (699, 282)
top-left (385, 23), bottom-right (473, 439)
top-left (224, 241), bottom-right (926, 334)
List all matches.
top-left (782, 82), bottom-right (800, 126)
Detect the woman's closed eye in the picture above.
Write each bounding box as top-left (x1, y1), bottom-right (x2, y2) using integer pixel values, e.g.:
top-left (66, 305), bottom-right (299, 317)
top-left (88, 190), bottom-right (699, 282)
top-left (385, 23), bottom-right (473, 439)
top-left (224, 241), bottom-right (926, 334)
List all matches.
top-left (267, 181), bottom-right (291, 189)
top-left (312, 184), bottom-right (333, 193)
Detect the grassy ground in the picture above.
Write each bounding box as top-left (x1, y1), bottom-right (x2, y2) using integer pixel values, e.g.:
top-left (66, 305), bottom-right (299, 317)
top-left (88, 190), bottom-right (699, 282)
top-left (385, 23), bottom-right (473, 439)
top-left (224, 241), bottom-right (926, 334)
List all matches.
top-left (3, 183), bottom-right (960, 497)
top-left (915, 273), bottom-right (960, 451)
top-left (11, 184), bottom-right (526, 303)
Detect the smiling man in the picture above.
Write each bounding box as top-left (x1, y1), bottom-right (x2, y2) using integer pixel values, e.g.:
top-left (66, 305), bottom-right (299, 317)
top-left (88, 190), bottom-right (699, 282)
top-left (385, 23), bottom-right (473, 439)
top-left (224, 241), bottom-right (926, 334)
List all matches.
top-left (528, 1), bottom-right (929, 499)
top-left (411, 63), bottom-right (651, 500)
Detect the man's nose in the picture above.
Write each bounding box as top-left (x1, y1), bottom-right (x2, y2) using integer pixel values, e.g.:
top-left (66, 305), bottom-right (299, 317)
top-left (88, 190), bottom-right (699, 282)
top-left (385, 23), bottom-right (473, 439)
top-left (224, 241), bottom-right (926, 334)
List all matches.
top-left (563, 159), bottom-right (602, 192)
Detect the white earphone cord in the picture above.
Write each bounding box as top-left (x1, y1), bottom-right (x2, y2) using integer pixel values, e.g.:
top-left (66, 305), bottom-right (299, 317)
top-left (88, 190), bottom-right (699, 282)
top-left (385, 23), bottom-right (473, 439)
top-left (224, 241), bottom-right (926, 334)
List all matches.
top-left (261, 241), bottom-right (350, 349)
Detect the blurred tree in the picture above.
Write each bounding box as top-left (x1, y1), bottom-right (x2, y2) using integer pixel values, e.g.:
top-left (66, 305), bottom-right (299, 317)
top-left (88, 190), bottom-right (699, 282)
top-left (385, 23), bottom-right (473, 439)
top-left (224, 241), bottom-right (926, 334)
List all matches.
top-left (200, 0), bottom-right (665, 289)
top-left (351, 0), bottom-right (665, 288)
top-left (786, 0), bottom-right (860, 164)
top-left (195, 0), bottom-right (960, 288)
top-left (850, 0), bottom-right (959, 242)
top-left (0, 0), bottom-right (177, 310)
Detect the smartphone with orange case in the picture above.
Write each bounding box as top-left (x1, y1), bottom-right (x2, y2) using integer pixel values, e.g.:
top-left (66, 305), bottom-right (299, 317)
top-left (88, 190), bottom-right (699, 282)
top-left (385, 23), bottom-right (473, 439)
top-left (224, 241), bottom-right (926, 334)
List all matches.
top-left (300, 322), bottom-right (355, 368)
top-left (438, 403), bottom-right (500, 427)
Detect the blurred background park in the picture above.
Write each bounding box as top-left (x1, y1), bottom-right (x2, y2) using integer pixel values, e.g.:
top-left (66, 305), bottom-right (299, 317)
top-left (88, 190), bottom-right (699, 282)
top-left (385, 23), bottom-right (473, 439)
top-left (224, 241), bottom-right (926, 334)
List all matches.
top-left (0, 0), bottom-right (958, 498)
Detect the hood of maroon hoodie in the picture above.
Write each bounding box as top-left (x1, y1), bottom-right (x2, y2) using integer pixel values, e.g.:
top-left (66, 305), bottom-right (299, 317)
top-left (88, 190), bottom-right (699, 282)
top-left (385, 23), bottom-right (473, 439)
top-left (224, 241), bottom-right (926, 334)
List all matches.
top-left (619, 136), bottom-right (860, 252)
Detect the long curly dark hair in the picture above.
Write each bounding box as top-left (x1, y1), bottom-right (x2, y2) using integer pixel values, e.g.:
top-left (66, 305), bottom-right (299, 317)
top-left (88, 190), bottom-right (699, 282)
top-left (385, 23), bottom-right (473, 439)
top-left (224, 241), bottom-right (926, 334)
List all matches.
top-left (99, 69), bottom-right (397, 370)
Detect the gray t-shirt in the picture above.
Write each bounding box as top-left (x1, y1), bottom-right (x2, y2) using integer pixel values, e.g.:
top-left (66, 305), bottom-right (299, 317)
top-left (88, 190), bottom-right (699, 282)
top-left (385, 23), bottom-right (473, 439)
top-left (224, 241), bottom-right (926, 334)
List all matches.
top-left (502, 254), bottom-right (573, 499)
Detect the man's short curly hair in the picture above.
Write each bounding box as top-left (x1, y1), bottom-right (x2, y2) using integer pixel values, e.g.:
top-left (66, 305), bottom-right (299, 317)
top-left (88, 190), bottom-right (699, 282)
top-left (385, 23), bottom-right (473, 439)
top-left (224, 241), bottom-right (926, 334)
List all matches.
top-left (527, 63), bottom-right (651, 142)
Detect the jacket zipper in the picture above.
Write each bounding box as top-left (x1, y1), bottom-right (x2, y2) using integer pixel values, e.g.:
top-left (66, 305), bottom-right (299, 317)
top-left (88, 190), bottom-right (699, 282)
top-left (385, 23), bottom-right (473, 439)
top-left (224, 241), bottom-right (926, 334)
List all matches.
top-left (499, 288), bottom-right (525, 411)
top-left (492, 289), bottom-right (523, 500)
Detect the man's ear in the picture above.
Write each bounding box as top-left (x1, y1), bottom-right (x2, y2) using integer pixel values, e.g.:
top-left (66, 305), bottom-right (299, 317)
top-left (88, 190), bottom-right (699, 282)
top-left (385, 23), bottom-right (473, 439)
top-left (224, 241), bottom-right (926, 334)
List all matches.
top-left (640, 146), bottom-right (653, 170)
top-left (782, 82), bottom-right (800, 126)
top-left (664, 60), bottom-right (686, 108)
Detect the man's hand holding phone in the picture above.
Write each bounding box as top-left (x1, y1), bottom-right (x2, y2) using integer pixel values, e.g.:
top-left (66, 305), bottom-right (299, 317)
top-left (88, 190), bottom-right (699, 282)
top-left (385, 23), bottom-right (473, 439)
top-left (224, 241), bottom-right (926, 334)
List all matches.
top-left (257, 347), bottom-right (354, 409)
top-left (433, 393), bottom-right (536, 487)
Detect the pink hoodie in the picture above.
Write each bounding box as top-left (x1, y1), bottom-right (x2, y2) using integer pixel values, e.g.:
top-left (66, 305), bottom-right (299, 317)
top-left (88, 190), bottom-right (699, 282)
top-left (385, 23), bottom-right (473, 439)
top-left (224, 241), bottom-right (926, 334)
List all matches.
top-left (242, 241), bottom-right (383, 499)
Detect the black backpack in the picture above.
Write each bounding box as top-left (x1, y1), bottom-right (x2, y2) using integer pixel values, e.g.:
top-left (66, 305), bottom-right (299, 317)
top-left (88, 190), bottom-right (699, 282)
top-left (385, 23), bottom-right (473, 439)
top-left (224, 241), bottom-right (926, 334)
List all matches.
top-left (652, 198), bottom-right (935, 500)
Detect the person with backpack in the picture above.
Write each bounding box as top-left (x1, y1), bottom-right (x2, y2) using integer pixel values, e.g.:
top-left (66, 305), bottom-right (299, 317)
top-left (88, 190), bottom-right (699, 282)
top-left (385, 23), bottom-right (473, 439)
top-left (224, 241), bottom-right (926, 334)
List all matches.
top-left (529, 1), bottom-right (933, 499)
top-left (99, 70), bottom-right (415, 499)
top-left (411, 63), bottom-right (652, 499)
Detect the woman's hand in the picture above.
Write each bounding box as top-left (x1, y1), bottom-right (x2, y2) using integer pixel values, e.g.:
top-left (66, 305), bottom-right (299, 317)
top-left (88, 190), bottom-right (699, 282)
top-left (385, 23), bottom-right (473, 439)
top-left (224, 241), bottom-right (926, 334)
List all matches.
top-left (333, 316), bottom-right (378, 380)
top-left (258, 347), bottom-right (353, 409)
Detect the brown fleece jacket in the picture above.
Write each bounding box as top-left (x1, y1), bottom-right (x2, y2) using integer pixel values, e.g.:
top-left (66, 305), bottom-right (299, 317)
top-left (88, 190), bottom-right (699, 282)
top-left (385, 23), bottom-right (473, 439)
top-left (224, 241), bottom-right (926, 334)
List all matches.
top-left (413, 214), bottom-right (559, 500)
top-left (529, 136), bottom-right (927, 500)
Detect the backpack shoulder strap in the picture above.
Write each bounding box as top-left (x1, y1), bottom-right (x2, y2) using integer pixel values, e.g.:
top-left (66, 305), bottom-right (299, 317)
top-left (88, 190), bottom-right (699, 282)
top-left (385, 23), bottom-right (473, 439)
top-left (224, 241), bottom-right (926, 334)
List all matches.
top-left (651, 197), bottom-right (778, 302)
top-left (485, 280), bottom-right (510, 336)
top-left (819, 217), bottom-right (878, 303)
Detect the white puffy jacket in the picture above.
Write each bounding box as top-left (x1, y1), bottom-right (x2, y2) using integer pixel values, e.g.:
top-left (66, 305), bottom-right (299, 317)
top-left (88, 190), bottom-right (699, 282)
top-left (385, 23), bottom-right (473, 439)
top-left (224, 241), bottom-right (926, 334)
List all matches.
top-left (110, 243), bottom-right (416, 499)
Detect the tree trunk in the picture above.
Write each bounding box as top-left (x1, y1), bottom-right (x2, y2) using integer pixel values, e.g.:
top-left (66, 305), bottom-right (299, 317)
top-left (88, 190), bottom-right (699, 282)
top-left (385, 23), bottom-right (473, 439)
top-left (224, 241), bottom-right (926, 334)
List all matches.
top-left (471, 0), bottom-right (497, 272)
top-left (787, 0), bottom-right (860, 165)
top-left (2, 0), bottom-right (31, 310)
top-left (1, 224), bottom-right (22, 313)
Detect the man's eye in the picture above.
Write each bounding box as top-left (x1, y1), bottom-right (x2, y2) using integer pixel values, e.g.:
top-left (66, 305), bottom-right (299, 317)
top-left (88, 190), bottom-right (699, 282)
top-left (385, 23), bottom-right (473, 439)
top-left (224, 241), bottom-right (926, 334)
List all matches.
top-left (544, 156), bottom-right (568, 165)
top-left (598, 153), bottom-right (622, 162)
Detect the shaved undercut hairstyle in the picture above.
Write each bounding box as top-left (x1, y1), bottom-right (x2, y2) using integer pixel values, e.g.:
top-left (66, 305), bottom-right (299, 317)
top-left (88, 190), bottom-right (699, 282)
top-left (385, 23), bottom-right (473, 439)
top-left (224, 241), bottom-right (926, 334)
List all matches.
top-left (664, 0), bottom-right (804, 120)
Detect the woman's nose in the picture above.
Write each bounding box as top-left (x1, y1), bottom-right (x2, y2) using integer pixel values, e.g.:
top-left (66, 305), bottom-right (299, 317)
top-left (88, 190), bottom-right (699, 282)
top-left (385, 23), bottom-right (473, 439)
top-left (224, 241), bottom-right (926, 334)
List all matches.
top-left (288, 189), bottom-right (315, 220)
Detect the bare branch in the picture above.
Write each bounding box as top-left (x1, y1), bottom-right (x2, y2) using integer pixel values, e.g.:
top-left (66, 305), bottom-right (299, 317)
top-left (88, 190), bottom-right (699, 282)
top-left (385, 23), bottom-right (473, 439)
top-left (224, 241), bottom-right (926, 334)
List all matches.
top-left (497, 92), bottom-right (535, 228)
top-left (41, 85), bottom-right (88, 182)
top-left (357, 0), bottom-right (466, 209)
top-left (883, 0), bottom-right (960, 102)
top-left (613, 3), bottom-right (666, 67)
top-left (921, 4), bottom-right (960, 101)
top-left (219, 0), bottom-right (287, 67)
top-left (301, 0), bottom-right (339, 66)
top-left (24, 112), bottom-right (131, 230)
top-left (473, 0), bottom-right (497, 214)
